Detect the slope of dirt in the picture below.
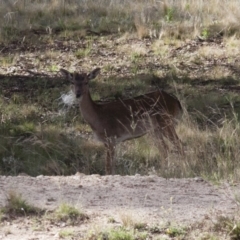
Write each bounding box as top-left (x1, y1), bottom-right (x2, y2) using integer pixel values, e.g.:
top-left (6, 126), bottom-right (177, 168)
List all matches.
top-left (0, 175), bottom-right (239, 239)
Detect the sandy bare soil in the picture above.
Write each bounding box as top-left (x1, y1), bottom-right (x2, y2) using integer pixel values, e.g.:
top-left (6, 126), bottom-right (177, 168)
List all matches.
top-left (0, 174), bottom-right (239, 239)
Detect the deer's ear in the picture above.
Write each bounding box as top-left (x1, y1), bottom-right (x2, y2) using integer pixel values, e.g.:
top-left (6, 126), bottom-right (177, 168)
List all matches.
top-left (87, 68), bottom-right (100, 80)
top-left (60, 69), bottom-right (74, 83)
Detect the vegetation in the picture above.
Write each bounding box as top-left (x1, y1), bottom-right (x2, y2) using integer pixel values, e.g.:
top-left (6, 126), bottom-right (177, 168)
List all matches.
top-left (85, 217), bottom-right (240, 240)
top-left (1, 0), bottom-right (240, 42)
top-left (0, 191), bottom-right (42, 217)
top-left (1, 0), bottom-right (240, 182)
top-left (53, 203), bottom-right (88, 224)
top-left (58, 229), bottom-right (76, 239)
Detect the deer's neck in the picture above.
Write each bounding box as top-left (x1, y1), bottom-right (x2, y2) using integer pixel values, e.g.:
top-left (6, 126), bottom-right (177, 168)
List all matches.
top-left (79, 91), bottom-right (98, 129)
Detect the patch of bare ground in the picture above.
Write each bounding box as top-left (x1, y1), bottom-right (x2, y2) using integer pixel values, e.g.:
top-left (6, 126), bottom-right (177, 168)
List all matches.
top-left (0, 175), bottom-right (239, 239)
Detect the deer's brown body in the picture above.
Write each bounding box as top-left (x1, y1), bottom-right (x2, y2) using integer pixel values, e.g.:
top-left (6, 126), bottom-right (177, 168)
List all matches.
top-left (61, 68), bottom-right (183, 174)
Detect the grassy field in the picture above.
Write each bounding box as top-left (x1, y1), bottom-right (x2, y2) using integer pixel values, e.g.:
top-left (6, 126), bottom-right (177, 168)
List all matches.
top-left (1, 0), bottom-right (240, 181)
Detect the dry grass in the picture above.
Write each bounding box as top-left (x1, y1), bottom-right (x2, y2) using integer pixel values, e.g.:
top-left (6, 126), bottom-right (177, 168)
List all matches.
top-left (1, 0), bottom-right (240, 42)
top-left (178, 108), bottom-right (240, 181)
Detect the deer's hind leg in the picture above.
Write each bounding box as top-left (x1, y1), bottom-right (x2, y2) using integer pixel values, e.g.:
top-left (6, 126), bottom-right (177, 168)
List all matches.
top-left (149, 117), bottom-right (169, 158)
top-left (152, 127), bottom-right (169, 158)
top-left (154, 115), bottom-right (184, 156)
top-left (161, 119), bottom-right (184, 155)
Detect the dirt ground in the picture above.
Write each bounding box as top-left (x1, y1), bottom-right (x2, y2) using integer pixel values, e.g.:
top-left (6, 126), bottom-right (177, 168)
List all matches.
top-left (0, 174), bottom-right (239, 239)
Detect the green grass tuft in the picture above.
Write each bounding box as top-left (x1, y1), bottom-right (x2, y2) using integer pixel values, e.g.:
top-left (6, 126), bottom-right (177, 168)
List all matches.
top-left (1, 191), bottom-right (42, 217)
top-left (54, 203), bottom-right (88, 224)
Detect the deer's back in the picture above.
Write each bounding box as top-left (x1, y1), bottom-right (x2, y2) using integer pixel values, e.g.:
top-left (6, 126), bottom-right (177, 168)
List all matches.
top-left (92, 90), bottom-right (182, 143)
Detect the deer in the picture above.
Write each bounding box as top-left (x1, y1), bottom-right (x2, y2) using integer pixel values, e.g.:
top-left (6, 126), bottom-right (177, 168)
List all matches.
top-left (60, 68), bottom-right (184, 175)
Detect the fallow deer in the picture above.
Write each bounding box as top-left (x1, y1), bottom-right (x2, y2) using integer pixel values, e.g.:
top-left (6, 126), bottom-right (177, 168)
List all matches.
top-left (60, 68), bottom-right (183, 175)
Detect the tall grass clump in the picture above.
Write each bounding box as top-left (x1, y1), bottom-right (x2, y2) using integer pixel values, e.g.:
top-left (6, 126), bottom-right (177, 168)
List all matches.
top-left (178, 107), bottom-right (240, 181)
top-left (0, 124), bottom-right (105, 176)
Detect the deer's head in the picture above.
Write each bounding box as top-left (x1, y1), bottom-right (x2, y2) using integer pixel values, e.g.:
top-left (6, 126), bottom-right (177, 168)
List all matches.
top-left (60, 68), bottom-right (100, 98)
